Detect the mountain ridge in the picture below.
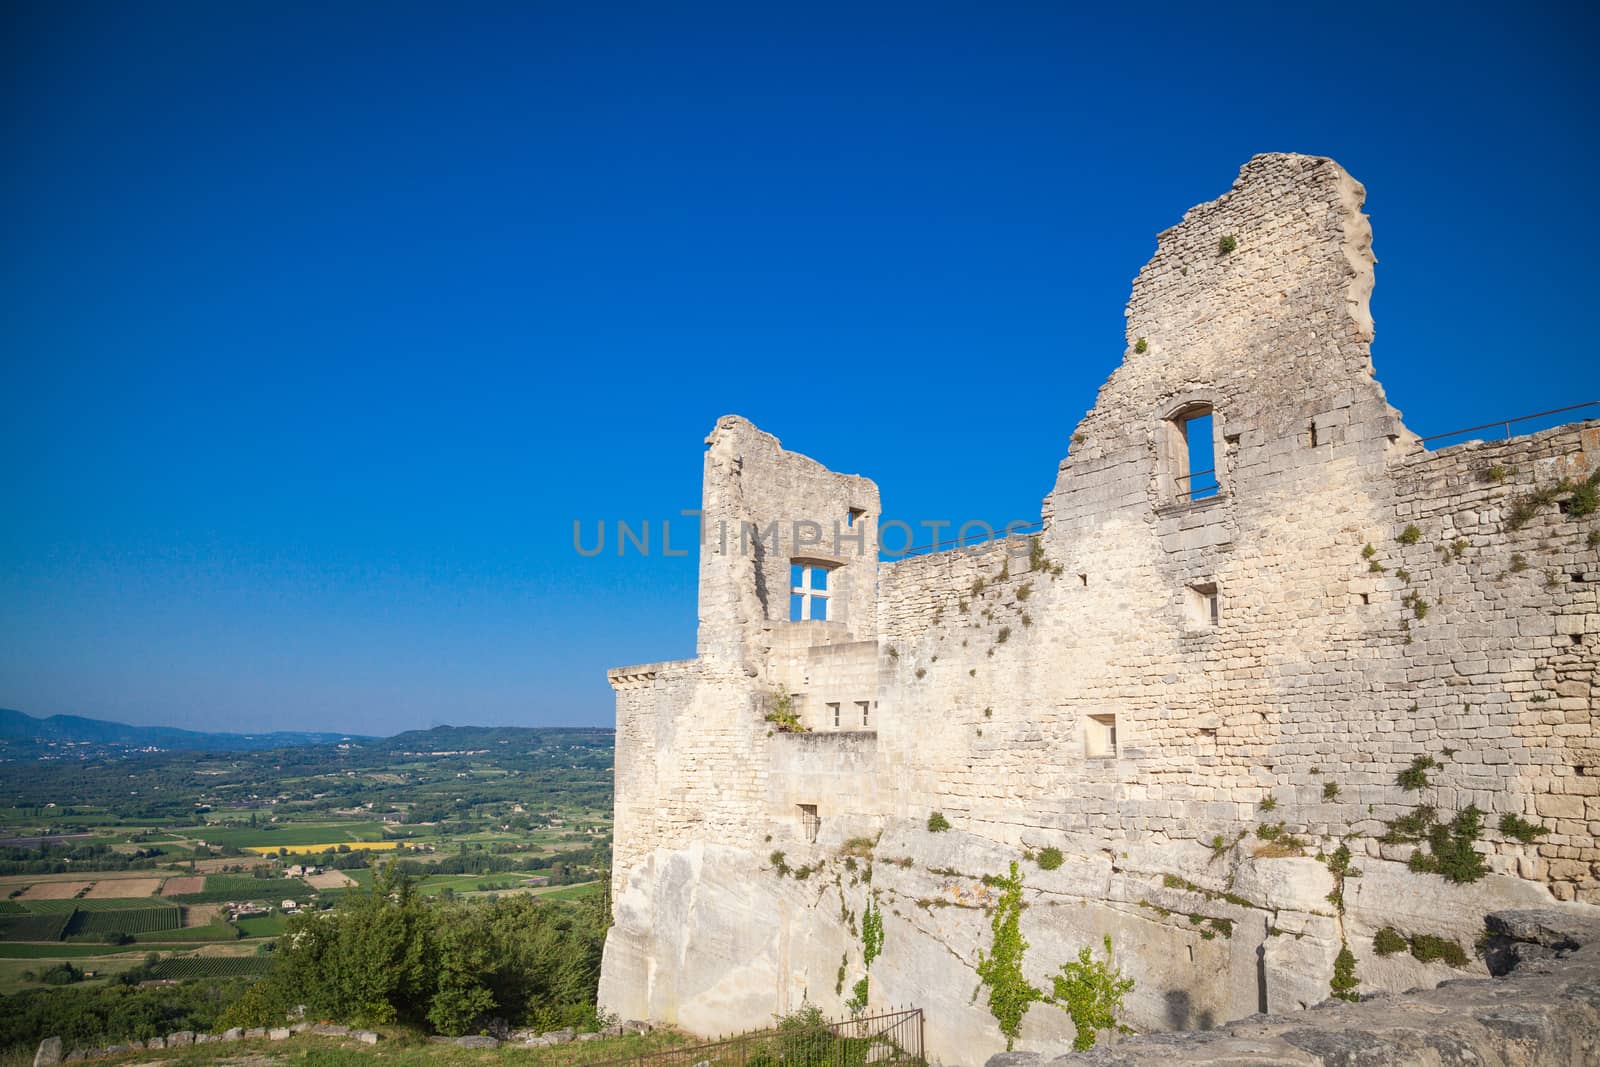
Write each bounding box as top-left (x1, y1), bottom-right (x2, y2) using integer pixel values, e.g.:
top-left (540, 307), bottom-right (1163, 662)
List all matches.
top-left (0, 706), bottom-right (366, 752)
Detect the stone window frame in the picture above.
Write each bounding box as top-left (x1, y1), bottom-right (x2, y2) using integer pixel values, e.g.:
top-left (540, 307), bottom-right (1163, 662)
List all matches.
top-left (828, 702), bottom-right (841, 728)
top-left (1084, 713), bottom-right (1118, 759)
top-left (1158, 398), bottom-right (1227, 506)
top-left (1185, 581), bottom-right (1221, 632)
top-left (789, 561), bottom-right (834, 621)
top-left (798, 803), bottom-right (820, 843)
top-left (857, 700), bottom-right (872, 728)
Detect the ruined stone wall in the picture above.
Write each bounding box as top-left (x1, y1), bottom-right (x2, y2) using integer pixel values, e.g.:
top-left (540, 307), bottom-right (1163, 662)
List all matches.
top-left (600, 154), bottom-right (1599, 1061)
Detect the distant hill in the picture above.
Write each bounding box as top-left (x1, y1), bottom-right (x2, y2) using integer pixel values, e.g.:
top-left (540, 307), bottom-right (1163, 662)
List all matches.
top-left (376, 723), bottom-right (613, 754)
top-left (0, 707), bottom-right (366, 752)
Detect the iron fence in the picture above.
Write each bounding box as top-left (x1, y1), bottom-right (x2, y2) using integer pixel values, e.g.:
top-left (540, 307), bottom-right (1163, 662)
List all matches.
top-left (1174, 467), bottom-right (1218, 501)
top-left (1419, 400), bottom-right (1599, 444)
top-left (583, 1008), bottom-right (926, 1067)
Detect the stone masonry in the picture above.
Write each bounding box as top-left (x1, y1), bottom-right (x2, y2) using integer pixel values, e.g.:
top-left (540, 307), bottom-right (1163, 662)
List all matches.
top-left (599, 154), bottom-right (1599, 1063)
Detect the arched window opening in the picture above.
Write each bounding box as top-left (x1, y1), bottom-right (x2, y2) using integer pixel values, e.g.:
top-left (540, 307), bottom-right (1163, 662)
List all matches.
top-left (1164, 403), bottom-right (1219, 503)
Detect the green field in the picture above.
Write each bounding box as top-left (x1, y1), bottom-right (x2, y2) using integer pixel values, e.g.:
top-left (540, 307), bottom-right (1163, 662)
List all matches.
top-left (147, 956), bottom-right (272, 980)
top-left (0, 942), bottom-right (218, 959)
top-left (188, 822), bottom-right (390, 848)
top-left (21, 899), bottom-right (173, 914)
top-left (166, 876), bottom-right (310, 904)
top-left (0, 913), bottom-right (71, 942)
top-left (532, 882), bottom-right (602, 902)
top-left (146, 924), bottom-right (239, 943)
top-left (66, 908), bottom-right (180, 938)
top-left (233, 915), bottom-right (287, 938)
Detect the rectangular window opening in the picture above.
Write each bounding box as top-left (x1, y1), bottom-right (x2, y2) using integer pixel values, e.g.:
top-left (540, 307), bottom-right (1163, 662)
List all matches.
top-left (1167, 406), bottom-right (1218, 503)
top-left (1186, 582), bottom-right (1219, 629)
top-left (1181, 412), bottom-right (1217, 500)
top-left (828, 702), bottom-right (840, 728)
top-left (798, 804), bottom-right (819, 843)
top-left (789, 562), bottom-right (833, 622)
top-left (847, 507), bottom-right (867, 528)
top-left (857, 700), bottom-right (871, 728)
top-left (1085, 714), bottom-right (1118, 759)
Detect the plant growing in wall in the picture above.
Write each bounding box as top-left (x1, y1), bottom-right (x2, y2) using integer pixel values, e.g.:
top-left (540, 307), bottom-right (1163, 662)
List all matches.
top-left (1218, 235), bottom-right (1238, 256)
top-left (764, 692), bottom-right (808, 734)
top-left (1134, 337), bottom-right (1148, 354)
top-left (1045, 935), bottom-right (1135, 1052)
top-left (1036, 847), bottom-right (1064, 871)
top-left (1397, 755), bottom-right (1436, 791)
top-left (1330, 944), bottom-right (1360, 1002)
top-left (862, 894), bottom-right (884, 969)
top-left (1498, 813), bottom-right (1550, 843)
top-left (1401, 804), bottom-right (1488, 884)
top-left (972, 862), bottom-right (1041, 1051)
top-left (1373, 927), bottom-right (1407, 955)
top-left (1397, 524), bottom-right (1422, 545)
top-left (927, 812), bottom-right (951, 833)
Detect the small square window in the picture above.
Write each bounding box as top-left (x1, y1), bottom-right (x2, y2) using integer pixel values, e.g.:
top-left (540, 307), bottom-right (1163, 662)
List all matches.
top-left (847, 507), bottom-right (867, 528)
top-left (1186, 583), bottom-right (1219, 629)
top-left (1085, 714), bottom-right (1117, 759)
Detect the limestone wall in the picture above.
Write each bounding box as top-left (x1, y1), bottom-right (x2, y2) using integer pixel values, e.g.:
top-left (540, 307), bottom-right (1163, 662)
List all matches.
top-left (600, 153), bottom-right (1599, 1061)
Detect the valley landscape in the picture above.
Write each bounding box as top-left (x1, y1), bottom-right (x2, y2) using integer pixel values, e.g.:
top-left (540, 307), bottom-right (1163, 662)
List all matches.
top-left (0, 711), bottom-right (617, 1058)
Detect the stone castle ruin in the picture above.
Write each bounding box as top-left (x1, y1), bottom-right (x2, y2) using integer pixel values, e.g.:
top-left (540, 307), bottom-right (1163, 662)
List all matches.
top-left (598, 154), bottom-right (1599, 1060)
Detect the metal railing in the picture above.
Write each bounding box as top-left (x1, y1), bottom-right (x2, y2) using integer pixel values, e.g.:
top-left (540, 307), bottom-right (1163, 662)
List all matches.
top-left (893, 522), bottom-right (1043, 559)
top-left (1175, 467), bottom-right (1218, 501)
top-left (580, 1008), bottom-right (926, 1067)
top-left (1419, 400), bottom-right (1599, 445)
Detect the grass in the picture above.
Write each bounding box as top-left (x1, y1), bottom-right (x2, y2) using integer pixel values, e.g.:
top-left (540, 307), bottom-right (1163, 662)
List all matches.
top-left (0, 942), bottom-right (213, 959)
top-left (244, 842), bottom-right (399, 856)
top-left (21, 899), bottom-right (176, 914)
top-left (189, 822), bottom-right (391, 848)
top-left (0, 1028), bottom-right (690, 1067)
top-left (530, 882), bottom-right (601, 902)
top-left (235, 914), bottom-right (289, 937)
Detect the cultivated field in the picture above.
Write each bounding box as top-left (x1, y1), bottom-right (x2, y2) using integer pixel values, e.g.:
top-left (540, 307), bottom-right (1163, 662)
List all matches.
top-left (304, 870), bottom-right (356, 889)
top-left (242, 840), bottom-right (398, 856)
top-left (16, 881), bottom-right (89, 900)
top-left (158, 876), bottom-right (204, 896)
top-left (83, 877), bottom-right (162, 898)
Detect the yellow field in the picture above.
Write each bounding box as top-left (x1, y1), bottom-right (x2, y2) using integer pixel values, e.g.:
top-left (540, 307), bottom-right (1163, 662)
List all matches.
top-left (243, 841), bottom-right (398, 856)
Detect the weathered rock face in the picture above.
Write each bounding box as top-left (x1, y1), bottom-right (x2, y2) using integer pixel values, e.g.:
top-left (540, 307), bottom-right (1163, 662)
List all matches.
top-left (985, 907), bottom-right (1600, 1066)
top-left (600, 154), bottom-right (1600, 1063)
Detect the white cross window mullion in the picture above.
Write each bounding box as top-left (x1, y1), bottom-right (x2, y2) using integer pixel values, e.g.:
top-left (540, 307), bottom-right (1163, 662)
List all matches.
top-left (791, 565), bottom-right (830, 621)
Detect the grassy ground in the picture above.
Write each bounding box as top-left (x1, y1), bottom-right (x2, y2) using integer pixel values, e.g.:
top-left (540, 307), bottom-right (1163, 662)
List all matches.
top-left (0, 1028), bottom-right (687, 1067)
top-left (235, 915), bottom-right (289, 937)
top-left (0, 956), bottom-right (147, 995)
top-left (189, 823), bottom-right (390, 849)
top-left (0, 943), bottom-right (217, 959)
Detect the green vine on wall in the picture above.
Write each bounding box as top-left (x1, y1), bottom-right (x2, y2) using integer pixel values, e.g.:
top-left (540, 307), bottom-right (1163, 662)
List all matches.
top-left (972, 861), bottom-right (1040, 1050)
top-left (1047, 936), bottom-right (1134, 1052)
top-left (845, 894), bottom-right (884, 1015)
top-left (862, 895), bottom-right (883, 968)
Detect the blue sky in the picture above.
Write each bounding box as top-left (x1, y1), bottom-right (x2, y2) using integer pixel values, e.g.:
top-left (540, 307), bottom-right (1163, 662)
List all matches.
top-left (2, 2), bottom-right (1596, 735)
